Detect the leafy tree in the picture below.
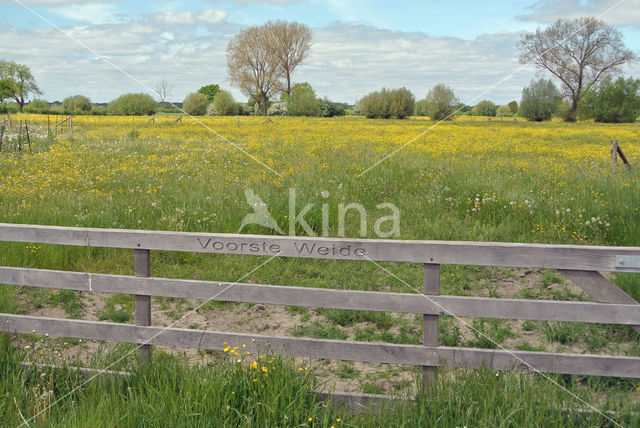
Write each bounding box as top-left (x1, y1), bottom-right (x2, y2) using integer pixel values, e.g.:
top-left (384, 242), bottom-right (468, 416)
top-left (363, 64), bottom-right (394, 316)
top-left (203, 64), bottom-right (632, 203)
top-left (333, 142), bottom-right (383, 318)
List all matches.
top-left (24, 98), bottom-right (48, 113)
top-left (471, 100), bottom-right (497, 116)
top-left (579, 76), bottom-right (640, 123)
top-left (519, 17), bottom-right (635, 121)
top-left (319, 97), bottom-right (345, 117)
top-left (0, 60), bottom-right (42, 112)
top-left (62, 95), bottom-right (92, 112)
top-left (507, 100), bottom-right (518, 113)
top-left (107, 93), bottom-right (156, 116)
top-left (287, 83), bottom-right (320, 116)
top-left (263, 20), bottom-right (312, 96)
top-left (358, 87), bottom-right (414, 119)
top-left (0, 78), bottom-right (15, 102)
top-left (496, 105), bottom-right (513, 117)
top-left (212, 90), bottom-right (239, 116)
top-left (413, 99), bottom-right (428, 116)
top-left (519, 78), bottom-right (562, 121)
top-left (198, 84), bottom-right (220, 103)
top-left (424, 84), bottom-right (458, 120)
top-left (183, 92), bottom-right (209, 116)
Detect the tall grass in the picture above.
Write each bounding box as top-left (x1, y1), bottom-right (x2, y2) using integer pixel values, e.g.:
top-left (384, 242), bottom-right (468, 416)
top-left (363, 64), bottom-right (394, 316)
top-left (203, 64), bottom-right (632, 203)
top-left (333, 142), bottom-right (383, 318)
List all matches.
top-left (1, 335), bottom-right (637, 427)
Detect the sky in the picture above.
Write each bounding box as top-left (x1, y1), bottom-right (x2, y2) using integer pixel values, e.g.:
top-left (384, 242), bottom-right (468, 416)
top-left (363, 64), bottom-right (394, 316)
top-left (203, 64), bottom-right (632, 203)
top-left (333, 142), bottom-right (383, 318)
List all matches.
top-left (1, 0), bottom-right (640, 105)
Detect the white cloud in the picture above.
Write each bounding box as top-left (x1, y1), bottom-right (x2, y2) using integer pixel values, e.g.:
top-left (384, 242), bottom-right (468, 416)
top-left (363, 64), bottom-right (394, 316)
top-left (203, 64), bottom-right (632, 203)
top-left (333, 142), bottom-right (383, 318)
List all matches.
top-left (518, 0), bottom-right (640, 29)
top-left (153, 8), bottom-right (228, 25)
top-left (52, 2), bottom-right (124, 25)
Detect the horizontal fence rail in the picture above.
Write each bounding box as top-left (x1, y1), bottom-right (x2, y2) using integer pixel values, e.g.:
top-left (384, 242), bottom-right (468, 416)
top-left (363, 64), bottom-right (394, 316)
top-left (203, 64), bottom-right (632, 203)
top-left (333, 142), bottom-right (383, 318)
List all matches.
top-left (1, 267), bottom-right (639, 326)
top-left (2, 314), bottom-right (640, 378)
top-left (2, 223), bottom-right (640, 271)
top-left (1, 222), bottom-right (640, 390)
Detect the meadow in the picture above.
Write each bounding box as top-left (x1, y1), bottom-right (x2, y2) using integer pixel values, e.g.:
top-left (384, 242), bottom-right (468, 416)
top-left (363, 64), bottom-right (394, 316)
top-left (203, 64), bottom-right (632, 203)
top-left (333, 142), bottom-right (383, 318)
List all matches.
top-left (0, 113), bottom-right (640, 426)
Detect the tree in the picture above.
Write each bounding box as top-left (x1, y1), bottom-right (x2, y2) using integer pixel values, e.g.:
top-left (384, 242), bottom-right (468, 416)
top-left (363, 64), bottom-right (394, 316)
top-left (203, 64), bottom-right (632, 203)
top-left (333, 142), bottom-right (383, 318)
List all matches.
top-left (183, 92), bottom-right (209, 116)
top-left (496, 105), bottom-right (513, 117)
top-left (24, 98), bottom-right (48, 113)
top-left (507, 100), bottom-right (518, 113)
top-left (518, 17), bottom-right (635, 121)
top-left (227, 26), bottom-right (283, 116)
top-left (107, 93), bottom-right (156, 115)
top-left (358, 88), bottom-right (414, 119)
top-left (519, 78), bottom-right (562, 121)
top-left (62, 95), bottom-right (92, 112)
top-left (263, 20), bottom-right (312, 96)
top-left (286, 82), bottom-right (320, 116)
top-left (198, 84), bottom-right (220, 103)
top-left (0, 60), bottom-right (42, 112)
top-left (212, 90), bottom-right (239, 116)
top-left (0, 78), bottom-right (14, 102)
top-left (471, 100), bottom-right (497, 116)
top-left (424, 84), bottom-right (458, 120)
top-left (579, 76), bottom-right (640, 123)
top-left (155, 79), bottom-right (171, 106)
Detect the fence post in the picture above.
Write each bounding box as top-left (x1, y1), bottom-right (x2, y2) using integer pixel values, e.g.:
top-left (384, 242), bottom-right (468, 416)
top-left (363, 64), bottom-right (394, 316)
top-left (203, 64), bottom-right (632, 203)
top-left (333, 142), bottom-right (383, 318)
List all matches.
top-left (134, 249), bottom-right (151, 363)
top-left (422, 263), bottom-right (440, 395)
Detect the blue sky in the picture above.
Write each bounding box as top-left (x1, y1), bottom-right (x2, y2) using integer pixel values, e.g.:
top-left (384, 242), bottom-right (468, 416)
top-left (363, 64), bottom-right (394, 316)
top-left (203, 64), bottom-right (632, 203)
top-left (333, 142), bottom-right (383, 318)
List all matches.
top-left (1, 0), bottom-right (639, 105)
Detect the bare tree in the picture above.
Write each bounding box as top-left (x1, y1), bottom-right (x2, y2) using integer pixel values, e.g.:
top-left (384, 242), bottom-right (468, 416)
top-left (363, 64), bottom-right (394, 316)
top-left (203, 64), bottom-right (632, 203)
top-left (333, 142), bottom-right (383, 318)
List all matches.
top-left (519, 17), bottom-right (635, 121)
top-left (264, 20), bottom-right (312, 96)
top-left (155, 79), bottom-right (171, 107)
top-left (227, 26), bottom-right (284, 116)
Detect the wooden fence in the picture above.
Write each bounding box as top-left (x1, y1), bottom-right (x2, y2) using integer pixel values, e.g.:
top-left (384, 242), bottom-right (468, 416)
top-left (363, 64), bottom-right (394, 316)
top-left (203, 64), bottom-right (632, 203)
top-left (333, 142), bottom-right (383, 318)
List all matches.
top-left (1, 223), bottom-right (640, 391)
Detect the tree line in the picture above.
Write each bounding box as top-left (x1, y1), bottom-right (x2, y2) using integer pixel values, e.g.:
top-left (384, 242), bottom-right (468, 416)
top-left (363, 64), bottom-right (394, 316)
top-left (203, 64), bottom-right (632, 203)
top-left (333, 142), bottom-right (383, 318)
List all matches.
top-left (1, 16), bottom-right (638, 122)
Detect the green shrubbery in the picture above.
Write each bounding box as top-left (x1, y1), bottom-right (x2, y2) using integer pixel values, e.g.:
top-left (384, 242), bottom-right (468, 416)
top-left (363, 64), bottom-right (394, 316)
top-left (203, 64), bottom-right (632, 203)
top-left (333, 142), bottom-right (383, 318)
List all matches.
top-left (471, 100), bottom-right (498, 117)
top-left (579, 76), bottom-right (640, 123)
top-left (62, 95), bottom-right (92, 113)
top-left (357, 87), bottom-right (415, 119)
top-left (182, 92), bottom-right (208, 116)
top-left (519, 78), bottom-right (562, 121)
top-left (107, 93), bottom-right (156, 116)
top-left (212, 90), bottom-right (239, 116)
top-left (423, 84), bottom-right (458, 120)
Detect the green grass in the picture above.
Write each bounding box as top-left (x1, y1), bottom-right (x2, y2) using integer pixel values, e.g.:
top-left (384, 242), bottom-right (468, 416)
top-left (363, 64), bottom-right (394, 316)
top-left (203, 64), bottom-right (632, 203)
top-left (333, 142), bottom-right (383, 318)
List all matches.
top-left (1, 118), bottom-right (640, 425)
top-left (1, 334), bottom-right (637, 427)
top-left (291, 322), bottom-right (348, 340)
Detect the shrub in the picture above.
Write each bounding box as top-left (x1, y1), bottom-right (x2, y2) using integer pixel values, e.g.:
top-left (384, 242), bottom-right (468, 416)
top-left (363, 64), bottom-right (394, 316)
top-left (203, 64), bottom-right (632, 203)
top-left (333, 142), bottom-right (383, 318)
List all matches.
top-left (358, 87), bottom-right (414, 119)
top-left (108, 93), bottom-right (156, 116)
top-left (212, 90), bottom-right (239, 116)
top-left (424, 84), bottom-right (458, 120)
top-left (24, 98), bottom-right (49, 113)
top-left (267, 102), bottom-right (287, 116)
top-left (319, 97), bottom-right (345, 117)
top-left (62, 95), bottom-right (92, 112)
top-left (182, 92), bottom-right (209, 116)
top-left (471, 100), bottom-right (497, 116)
top-left (519, 78), bottom-right (562, 121)
top-left (496, 105), bottom-right (513, 117)
top-left (579, 76), bottom-right (640, 123)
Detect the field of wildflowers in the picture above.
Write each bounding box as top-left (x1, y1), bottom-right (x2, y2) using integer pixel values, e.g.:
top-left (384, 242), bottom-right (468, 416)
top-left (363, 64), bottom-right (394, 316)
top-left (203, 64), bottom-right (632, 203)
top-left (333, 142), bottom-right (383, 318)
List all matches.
top-left (1, 114), bottom-right (639, 426)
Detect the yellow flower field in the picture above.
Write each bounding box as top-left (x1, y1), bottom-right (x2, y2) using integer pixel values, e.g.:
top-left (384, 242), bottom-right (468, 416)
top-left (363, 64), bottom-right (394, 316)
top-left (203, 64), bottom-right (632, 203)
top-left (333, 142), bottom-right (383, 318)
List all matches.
top-left (0, 113), bottom-right (638, 246)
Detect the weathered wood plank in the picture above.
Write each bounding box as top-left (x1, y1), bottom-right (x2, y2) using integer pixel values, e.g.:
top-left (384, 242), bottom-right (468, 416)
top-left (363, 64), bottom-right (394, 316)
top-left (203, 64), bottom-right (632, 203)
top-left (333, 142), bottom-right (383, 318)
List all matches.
top-left (134, 249), bottom-right (151, 363)
top-left (1, 223), bottom-right (639, 271)
top-left (422, 263), bottom-right (439, 393)
top-left (1, 314), bottom-right (640, 378)
top-left (2, 267), bottom-right (640, 325)
top-left (560, 269), bottom-right (640, 334)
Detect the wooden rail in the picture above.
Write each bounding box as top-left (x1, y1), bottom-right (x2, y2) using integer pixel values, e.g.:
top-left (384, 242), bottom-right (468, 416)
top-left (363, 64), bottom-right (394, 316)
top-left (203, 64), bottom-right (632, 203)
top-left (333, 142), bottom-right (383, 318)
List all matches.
top-left (1, 223), bottom-right (640, 392)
